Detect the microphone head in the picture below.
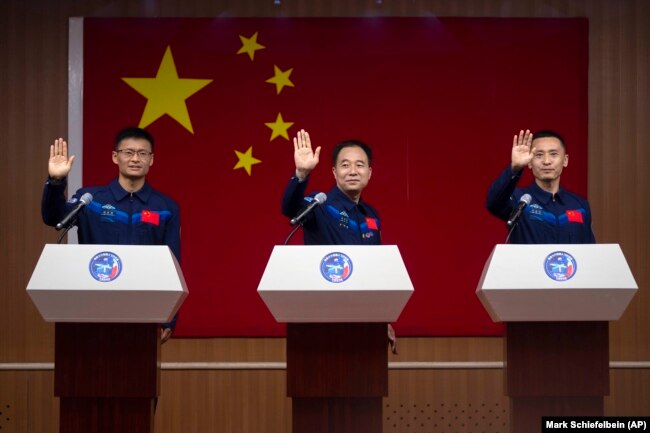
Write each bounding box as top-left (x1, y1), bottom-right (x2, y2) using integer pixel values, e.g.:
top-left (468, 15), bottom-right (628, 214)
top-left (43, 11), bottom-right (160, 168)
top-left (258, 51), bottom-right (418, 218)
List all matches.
top-left (314, 192), bottom-right (327, 204)
top-left (520, 193), bottom-right (532, 205)
top-left (80, 192), bottom-right (93, 205)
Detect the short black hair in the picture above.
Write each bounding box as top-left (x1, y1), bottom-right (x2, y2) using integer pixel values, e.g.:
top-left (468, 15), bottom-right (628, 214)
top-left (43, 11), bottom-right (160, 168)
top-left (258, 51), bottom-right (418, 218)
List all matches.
top-left (532, 129), bottom-right (566, 151)
top-left (114, 127), bottom-right (155, 152)
top-left (332, 140), bottom-right (373, 166)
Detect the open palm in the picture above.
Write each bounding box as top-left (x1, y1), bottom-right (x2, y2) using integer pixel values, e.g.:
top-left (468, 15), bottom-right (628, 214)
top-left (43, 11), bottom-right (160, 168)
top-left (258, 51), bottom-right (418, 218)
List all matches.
top-left (293, 129), bottom-right (321, 179)
top-left (511, 130), bottom-right (534, 171)
top-left (48, 138), bottom-right (75, 179)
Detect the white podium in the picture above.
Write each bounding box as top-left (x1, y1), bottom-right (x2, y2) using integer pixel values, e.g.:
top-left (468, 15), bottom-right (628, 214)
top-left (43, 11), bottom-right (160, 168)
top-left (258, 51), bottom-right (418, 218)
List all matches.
top-left (28, 243), bottom-right (187, 322)
top-left (476, 244), bottom-right (637, 433)
top-left (258, 244), bottom-right (413, 322)
top-left (27, 244), bottom-right (188, 433)
top-left (258, 245), bottom-right (414, 433)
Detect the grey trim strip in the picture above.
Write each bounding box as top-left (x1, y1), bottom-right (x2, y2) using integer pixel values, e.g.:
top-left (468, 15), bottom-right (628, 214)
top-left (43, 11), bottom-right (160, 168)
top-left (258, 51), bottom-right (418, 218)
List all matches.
top-left (2, 361), bottom-right (649, 371)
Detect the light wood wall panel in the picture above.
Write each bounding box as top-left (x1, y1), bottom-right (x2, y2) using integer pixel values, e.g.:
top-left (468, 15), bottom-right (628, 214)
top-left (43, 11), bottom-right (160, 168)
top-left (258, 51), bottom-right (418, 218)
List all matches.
top-left (607, 369), bottom-right (650, 416)
top-left (3, 367), bottom-right (648, 432)
top-left (1, 0), bottom-right (648, 431)
top-left (385, 369), bottom-right (509, 433)
top-left (0, 371), bottom-right (59, 431)
top-left (0, 373), bottom-right (27, 432)
top-left (155, 370), bottom-right (291, 433)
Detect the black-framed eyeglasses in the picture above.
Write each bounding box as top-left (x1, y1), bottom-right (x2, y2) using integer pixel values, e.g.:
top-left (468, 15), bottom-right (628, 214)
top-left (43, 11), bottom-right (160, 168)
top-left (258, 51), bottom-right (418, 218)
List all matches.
top-left (116, 149), bottom-right (153, 160)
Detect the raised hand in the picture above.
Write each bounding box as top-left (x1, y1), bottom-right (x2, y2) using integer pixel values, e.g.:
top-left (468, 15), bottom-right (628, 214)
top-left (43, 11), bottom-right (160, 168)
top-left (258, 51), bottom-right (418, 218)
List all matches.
top-left (293, 129), bottom-right (321, 181)
top-left (511, 129), bottom-right (534, 172)
top-left (49, 138), bottom-right (75, 180)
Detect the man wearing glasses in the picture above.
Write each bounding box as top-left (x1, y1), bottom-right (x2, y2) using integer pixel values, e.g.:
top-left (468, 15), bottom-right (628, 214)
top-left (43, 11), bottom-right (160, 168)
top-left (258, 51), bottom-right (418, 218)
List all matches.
top-left (41, 126), bottom-right (180, 342)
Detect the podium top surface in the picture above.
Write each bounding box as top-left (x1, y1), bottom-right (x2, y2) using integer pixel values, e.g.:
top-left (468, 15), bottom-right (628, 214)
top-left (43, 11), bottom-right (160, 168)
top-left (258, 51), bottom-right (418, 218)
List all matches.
top-left (27, 244), bottom-right (188, 323)
top-left (479, 243), bottom-right (637, 289)
top-left (258, 245), bottom-right (414, 322)
top-left (476, 243), bottom-right (637, 322)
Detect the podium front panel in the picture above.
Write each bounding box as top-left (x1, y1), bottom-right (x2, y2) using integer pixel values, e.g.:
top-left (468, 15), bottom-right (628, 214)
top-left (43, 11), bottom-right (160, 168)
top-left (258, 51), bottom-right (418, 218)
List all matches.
top-left (55, 323), bottom-right (160, 397)
top-left (505, 321), bottom-right (609, 397)
top-left (286, 323), bottom-right (388, 397)
top-left (476, 244), bottom-right (637, 322)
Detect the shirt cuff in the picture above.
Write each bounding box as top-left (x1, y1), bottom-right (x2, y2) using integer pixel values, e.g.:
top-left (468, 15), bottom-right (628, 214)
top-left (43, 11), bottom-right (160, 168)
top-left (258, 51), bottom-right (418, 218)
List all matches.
top-left (47, 176), bottom-right (66, 186)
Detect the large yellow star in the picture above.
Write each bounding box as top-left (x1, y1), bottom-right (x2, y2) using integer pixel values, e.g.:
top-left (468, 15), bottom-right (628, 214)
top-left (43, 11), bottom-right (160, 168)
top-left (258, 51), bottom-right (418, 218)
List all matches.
top-left (264, 113), bottom-right (294, 141)
top-left (265, 65), bottom-right (295, 94)
top-left (237, 32), bottom-right (265, 61)
top-left (122, 46), bottom-right (213, 134)
top-left (233, 146), bottom-right (262, 176)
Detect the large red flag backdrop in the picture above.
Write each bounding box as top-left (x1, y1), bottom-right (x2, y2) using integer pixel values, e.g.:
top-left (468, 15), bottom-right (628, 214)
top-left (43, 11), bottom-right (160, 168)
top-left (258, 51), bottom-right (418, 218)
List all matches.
top-left (80, 18), bottom-right (588, 337)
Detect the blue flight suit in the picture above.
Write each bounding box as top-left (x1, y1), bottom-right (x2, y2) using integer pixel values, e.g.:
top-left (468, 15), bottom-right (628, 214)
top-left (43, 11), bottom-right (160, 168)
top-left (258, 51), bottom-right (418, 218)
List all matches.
top-left (486, 166), bottom-right (595, 244)
top-left (282, 176), bottom-right (381, 245)
top-left (41, 177), bottom-right (181, 329)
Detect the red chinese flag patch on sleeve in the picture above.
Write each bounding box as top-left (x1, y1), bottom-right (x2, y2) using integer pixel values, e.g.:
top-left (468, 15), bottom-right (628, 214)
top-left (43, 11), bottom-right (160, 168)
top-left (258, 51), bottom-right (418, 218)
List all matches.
top-left (566, 210), bottom-right (584, 223)
top-left (366, 217), bottom-right (379, 230)
top-left (142, 210), bottom-right (160, 226)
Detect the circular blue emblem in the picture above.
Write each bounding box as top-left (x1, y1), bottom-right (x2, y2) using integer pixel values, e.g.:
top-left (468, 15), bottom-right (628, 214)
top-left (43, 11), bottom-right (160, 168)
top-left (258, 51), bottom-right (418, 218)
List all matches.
top-left (544, 251), bottom-right (577, 282)
top-left (320, 252), bottom-right (353, 283)
top-left (89, 251), bottom-right (123, 282)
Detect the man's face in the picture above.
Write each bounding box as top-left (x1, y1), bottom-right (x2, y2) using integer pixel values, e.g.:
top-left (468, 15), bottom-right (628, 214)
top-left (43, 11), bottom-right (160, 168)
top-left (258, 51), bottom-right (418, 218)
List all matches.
top-left (528, 136), bottom-right (568, 182)
top-left (112, 137), bottom-right (154, 179)
top-left (332, 145), bottom-right (372, 198)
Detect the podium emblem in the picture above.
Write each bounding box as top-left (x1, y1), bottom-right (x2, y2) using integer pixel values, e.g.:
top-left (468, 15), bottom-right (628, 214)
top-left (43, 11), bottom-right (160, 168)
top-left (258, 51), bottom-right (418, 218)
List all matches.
top-left (89, 251), bottom-right (123, 282)
top-left (320, 252), bottom-right (353, 283)
top-left (544, 251), bottom-right (577, 281)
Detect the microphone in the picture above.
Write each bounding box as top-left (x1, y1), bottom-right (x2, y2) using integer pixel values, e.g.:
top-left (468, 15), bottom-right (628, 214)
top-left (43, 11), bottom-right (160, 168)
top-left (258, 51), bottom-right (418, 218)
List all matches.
top-left (56, 192), bottom-right (93, 230)
top-left (506, 193), bottom-right (532, 227)
top-left (290, 192), bottom-right (327, 225)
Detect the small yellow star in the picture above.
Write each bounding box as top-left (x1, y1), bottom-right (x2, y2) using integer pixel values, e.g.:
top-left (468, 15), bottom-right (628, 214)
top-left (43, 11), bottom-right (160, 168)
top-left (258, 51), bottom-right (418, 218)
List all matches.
top-left (237, 32), bottom-right (266, 61)
top-left (233, 146), bottom-right (262, 176)
top-left (122, 46), bottom-right (212, 134)
top-left (264, 113), bottom-right (294, 141)
top-left (265, 65), bottom-right (295, 94)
